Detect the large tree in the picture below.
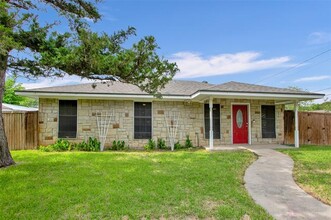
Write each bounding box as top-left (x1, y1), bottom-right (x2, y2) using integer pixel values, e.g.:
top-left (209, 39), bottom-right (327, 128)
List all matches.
top-left (0, 0), bottom-right (178, 167)
top-left (4, 76), bottom-right (38, 107)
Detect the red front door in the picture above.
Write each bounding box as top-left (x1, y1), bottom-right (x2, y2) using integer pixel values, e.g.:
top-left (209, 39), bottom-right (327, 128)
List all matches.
top-left (232, 105), bottom-right (248, 144)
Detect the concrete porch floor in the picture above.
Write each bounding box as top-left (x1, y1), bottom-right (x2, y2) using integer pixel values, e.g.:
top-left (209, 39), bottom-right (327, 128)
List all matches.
top-left (205, 144), bottom-right (295, 151)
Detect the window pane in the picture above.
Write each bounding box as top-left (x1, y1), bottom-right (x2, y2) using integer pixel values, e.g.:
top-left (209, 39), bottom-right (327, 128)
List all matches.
top-left (204, 104), bottom-right (220, 139)
top-left (58, 100), bottom-right (77, 138)
top-left (134, 102), bottom-right (152, 139)
top-left (261, 105), bottom-right (276, 138)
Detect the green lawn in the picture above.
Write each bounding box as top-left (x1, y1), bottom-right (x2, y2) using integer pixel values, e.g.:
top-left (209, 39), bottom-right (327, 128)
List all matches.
top-left (280, 145), bottom-right (331, 205)
top-left (0, 150), bottom-right (270, 219)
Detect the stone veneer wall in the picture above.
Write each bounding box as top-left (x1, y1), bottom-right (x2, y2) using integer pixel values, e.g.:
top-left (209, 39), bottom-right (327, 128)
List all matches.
top-left (38, 98), bottom-right (284, 147)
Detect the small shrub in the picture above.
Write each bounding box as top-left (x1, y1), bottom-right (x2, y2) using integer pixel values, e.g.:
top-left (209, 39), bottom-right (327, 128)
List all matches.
top-left (52, 139), bottom-right (71, 151)
top-left (76, 137), bottom-right (100, 152)
top-left (174, 141), bottom-right (182, 150)
top-left (87, 137), bottom-right (101, 151)
top-left (38, 145), bottom-right (54, 152)
top-left (39, 137), bottom-right (100, 152)
top-left (144, 139), bottom-right (156, 150)
top-left (173, 136), bottom-right (194, 150)
top-left (157, 138), bottom-right (167, 149)
top-left (111, 140), bottom-right (127, 151)
top-left (184, 135), bottom-right (194, 149)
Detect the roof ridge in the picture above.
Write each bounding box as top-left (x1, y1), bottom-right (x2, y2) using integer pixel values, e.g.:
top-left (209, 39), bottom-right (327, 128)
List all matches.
top-left (203, 81), bottom-right (227, 90)
top-left (217, 81), bottom-right (301, 92)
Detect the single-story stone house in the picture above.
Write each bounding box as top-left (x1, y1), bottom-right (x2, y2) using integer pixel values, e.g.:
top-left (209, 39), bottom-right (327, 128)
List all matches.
top-left (18, 80), bottom-right (324, 149)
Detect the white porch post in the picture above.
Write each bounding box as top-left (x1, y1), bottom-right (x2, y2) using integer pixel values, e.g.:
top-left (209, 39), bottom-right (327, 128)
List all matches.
top-left (209, 97), bottom-right (213, 149)
top-left (294, 101), bottom-right (300, 148)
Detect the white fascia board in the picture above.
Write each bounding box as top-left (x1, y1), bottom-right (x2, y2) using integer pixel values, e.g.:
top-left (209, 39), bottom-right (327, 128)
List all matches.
top-left (17, 90), bottom-right (324, 102)
top-left (191, 91), bottom-right (324, 101)
top-left (16, 91), bottom-right (191, 101)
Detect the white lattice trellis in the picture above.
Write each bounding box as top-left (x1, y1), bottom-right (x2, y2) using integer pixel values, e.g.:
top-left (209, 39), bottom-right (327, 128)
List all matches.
top-left (164, 111), bottom-right (180, 151)
top-left (96, 110), bottom-right (115, 151)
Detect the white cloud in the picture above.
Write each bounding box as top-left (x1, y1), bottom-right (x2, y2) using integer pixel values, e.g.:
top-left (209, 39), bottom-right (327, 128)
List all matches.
top-left (308, 32), bottom-right (331, 45)
top-left (314, 89), bottom-right (331, 103)
top-left (294, 75), bottom-right (331, 83)
top-left (170, 51), bottom-right (291, 78)
top-left (22, 75), bottom-right (92, 89)
top-left (83, 17), bottom-right (95, 22)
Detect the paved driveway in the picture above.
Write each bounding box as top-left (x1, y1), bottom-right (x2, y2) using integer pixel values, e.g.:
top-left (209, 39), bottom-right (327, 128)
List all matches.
top-left (244, 148), bottom-right (331, 219)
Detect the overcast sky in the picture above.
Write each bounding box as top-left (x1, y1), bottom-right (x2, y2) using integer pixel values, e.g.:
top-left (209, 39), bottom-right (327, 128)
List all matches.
top-left (19, 0), bottom-right (331, 101)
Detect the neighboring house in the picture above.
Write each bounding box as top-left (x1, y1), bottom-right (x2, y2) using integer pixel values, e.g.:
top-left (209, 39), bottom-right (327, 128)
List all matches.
top-left (2, 103), bottom-right (38, 113)
top-left (17, 80), bottom-right (324, 149)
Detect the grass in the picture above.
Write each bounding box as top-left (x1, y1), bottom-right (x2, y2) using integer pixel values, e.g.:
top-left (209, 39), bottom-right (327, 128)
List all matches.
top-left (280, 145), bottom-right (331, 205)
top-left (0, 150), bottom-right (271, 219)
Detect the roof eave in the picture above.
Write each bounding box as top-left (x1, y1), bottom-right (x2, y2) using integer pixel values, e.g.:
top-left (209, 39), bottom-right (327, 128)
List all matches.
top-left (17, 90), bottom-right (325, 102)
top-left (16, 91), bottom-right (192, 101)
top-left (191, 91), bottom-right (325, 101)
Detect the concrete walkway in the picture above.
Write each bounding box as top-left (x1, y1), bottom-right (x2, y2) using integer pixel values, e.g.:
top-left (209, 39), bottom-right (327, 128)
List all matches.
top-left (244, 148), bottom-right (331, 219)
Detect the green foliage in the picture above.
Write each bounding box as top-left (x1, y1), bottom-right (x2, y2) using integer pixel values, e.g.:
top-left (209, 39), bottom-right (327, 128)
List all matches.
top-left (144, 139), bottom-right (156, 150)
top-left (75, 137), bottom-right (100, 152)
top-left (173, 136), bottom-right (195, 150)
top-left (38, 145), bottom-right (54, 152)
top-left (53, 139), bottom-right (72, 151)
top-left (38, 137), bottom-right (100, 152)
top-left (286, 101), bottom-right (331, 112)
top-left (38, 139), bottom-right (72, 152)
top-left (1, 1), bottom-right (178, 95)
top-left (184, 135), bottom-right (194, 149)
top-left (174, 141), bottom-right (183, 150)
top-left (111, 140), bottom-right (127, 151)
top-left (285, 86), bottom-right (331, 112)
top-left (3, 76), bottom-right (37, 107)
top-left (319, 101), bottom-right (331, 111)
top-left (157, 138), bottom-right (167, 149)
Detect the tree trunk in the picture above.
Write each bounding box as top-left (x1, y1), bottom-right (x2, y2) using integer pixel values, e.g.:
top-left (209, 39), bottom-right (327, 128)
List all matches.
top-left (0, 54), bottom-right (15, 168)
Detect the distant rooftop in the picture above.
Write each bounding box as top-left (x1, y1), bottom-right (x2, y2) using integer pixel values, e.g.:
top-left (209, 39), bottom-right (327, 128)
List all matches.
top-left (2, 103), bottom-right (38, 112)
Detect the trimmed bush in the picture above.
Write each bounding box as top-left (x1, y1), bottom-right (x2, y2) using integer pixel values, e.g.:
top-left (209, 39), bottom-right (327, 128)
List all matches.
top-left (144, 139), bottom-right (156, 150)
top-left (38, 137), bottom-right (100, 152)
top-left (173, 136), bottom-right (194, 150)
top-left (157, 138), bottom-right (167, 149)
top-left (111, 140), bottom-right (127, 151)
top-left (184, 135), bottom-right (194, 149)
top-left (174, 141), bottom-right (182, 150)
top-left (75, 137), bottom-right (100, 152)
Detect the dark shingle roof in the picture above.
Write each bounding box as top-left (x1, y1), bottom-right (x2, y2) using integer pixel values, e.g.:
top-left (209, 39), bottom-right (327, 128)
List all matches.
top-left (202, 81), bottom-right (314, 95)
top-left (22, 80), bottom-right (321, 96)
top-left (25, 80), bottom-right (214, 96)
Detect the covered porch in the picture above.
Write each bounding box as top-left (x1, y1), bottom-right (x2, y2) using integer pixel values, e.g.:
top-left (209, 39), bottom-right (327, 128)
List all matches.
top-left (193, 90), bottom-right (323, 150)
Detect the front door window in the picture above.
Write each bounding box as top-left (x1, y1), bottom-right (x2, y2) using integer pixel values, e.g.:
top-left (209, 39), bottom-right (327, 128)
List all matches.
top-left (236, 109), bottom-right (243, 128)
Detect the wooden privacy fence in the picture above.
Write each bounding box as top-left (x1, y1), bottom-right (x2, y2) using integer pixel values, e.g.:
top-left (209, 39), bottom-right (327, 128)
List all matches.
top-left (284, 110), bottom-right (331, 145)
top-left (3, 111), bottom-right (38, 150)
